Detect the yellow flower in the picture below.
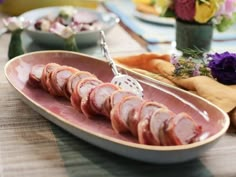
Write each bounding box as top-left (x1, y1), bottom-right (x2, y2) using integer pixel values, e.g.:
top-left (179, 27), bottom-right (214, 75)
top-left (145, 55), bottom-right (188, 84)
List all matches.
top-left (155, 0), bottom-right (172, 7)
top-left (194, 0), bottom-right (219, 23)
top-left (132, 0), bottom-right (154, 5)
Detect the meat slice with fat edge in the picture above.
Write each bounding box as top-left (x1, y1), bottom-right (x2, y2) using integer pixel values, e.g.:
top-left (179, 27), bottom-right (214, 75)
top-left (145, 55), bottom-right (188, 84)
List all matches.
top-left (71, 77), bottom-right (103, 112)
top-left (128, 101), bottom-right (167, 137)
top-left (103, 90), bottom-right (135, 118)
top-left (110, 96), bottom-right (143, 133)
top-left (149, 108), bottom-right (175, 145)
top-left (165, 112), bottom-right (202, 145)
top-left (28, 64), bottom-right (45, 88)
top-left (88, 83), bottom-right (120, 116)
top-left (41, 63), bottom-right (60, 92)
top-left (64, 71), bottom-right (96, 99)
top-left (49, 66), bottom-right (78, 97)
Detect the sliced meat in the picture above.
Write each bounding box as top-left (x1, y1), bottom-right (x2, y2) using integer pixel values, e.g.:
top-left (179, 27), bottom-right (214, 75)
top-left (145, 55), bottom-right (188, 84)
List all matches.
top-left (89, 83), bottom-right (120, 117)
top-left (28, 64), bottom-right (45, 88)
top-left (81, 83), bottom-right (119, 119)
top-left (110, 96), bottom-right (143, 133)
top-left (159, 121), bottom-right (173, 146)
top-left (71, 77), bottom-right (103, 113)
top-left (41, 63), bottom-right (60, 92)
top-left (128, 101), bottom-right (167, 137)
top-left (103, 90), bottom-right (135, 118)
top-left (165, 112), bottom-right (202, 145)
top-left (137, 118), bottom-right (159, 145)
top-left (49, 66), bottom-right (78, 97)
top-left (64, 71), bottom-right (96, 99)
top-left (149, 108), bottom-right (175, 146)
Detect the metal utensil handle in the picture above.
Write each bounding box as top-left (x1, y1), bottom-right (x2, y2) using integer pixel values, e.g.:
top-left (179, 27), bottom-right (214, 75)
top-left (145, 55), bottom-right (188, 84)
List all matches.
top-left (100, 31), bottom-right (120, 76)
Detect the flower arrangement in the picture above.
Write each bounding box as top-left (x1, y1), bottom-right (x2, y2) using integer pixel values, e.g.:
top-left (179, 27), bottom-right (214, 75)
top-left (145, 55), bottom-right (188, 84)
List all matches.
top-left (155, 0), bottom-right (236, 31)
top-left (170, 55), bottom-right (212, 78)
top-left (2, 17), bottom-right (30, 59)
top-left (171, 51), bottom-right (236, 85)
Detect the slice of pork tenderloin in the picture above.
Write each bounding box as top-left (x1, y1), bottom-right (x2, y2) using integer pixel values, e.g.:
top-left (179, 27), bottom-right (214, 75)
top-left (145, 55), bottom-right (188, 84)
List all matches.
top-left (80, 90), bottom-right (98, 119)
top-left (159, 122), bottom-right (173, 146)
top-left (71, 77), bottom-right (103, 112)
top-left (149, 108), bottom-right (175, 146)
top-left (81, 83), bottom-right (119, 119)
top-left (103, 90), bottom-right (136, 118)
top-left (64, 71), bottom-right (96, 99)
top-left (110, 96), bottom-right (143, 134)
top-left (138, 118), bottom-right (160, 145)
top-left (88, 83), bottom-right (120, 117)
top-left (128, 101), bottom-right (167, 137)
top-left (41, 63), bottom-right (60, 92)
top-left (28, 64), bottom-right (45, 88)
top-left (49, 66), bottom-right (78, 97)
top-left (165, 112), bottom-right (202, 145)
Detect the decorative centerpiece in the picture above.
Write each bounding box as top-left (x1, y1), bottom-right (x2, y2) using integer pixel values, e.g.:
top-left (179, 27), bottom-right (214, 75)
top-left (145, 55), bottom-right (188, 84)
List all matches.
top-left (171, 50), bottom-right (236, 85)
top-left (156, 0), bottom-right (236, 53)
top-left (2, 16), bottom-right (30, 59)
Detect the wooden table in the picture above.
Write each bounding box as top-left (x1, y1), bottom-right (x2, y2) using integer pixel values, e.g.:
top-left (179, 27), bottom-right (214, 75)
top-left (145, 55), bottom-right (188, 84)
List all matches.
top-left (0, 3), bottom-right (236, 177)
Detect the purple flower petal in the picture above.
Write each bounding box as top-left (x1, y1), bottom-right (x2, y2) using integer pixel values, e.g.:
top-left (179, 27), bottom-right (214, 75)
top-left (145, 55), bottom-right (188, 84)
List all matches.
top-left (208, 52), bottom-right (236, 84)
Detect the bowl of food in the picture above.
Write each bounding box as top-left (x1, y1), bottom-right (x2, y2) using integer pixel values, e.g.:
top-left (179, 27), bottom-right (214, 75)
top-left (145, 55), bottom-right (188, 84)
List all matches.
top-left (20, 6), bottom-right (119, 47)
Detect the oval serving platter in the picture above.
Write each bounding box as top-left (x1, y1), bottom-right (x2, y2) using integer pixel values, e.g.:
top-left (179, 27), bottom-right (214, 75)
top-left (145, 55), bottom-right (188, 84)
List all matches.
top-left (4, 51), bottom-right (230, 164)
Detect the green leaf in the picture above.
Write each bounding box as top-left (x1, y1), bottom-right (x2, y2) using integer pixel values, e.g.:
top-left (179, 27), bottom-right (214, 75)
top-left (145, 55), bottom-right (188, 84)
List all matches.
top-left (150, 0), bottom-right (157, 6)
top-left (216, 13), bottom-right (236, 32)
top-left (64, 36), bottom-right (79, 52)
top-left (8, 30), bottom-right (24, 60)
top-left (162, 8), bottom-right (175, 17)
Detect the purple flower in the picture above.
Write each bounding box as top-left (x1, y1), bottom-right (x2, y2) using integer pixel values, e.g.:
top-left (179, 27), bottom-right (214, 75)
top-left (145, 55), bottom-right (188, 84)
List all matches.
top-left (193, 64), bottom-right (200, 76)
top-left (208, 52), bottom-right (236, 85)
top-left (170, 55), bottom-right (179, 66)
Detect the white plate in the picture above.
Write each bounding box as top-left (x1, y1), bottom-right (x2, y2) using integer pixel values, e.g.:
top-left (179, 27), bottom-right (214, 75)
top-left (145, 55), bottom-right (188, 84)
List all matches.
top-left (134, 10), bottom-right (175, 26)
top-left (4, 51), bottom-right (229, 164)
top-left (20, 6), bottom-right (120, 47)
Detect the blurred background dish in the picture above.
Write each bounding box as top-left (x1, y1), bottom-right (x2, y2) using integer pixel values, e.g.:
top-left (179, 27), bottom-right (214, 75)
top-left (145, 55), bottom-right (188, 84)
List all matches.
top-left (20, 6), bottom-right (119, 48)
top-left (133, 10), bottom-right (175, 26)
top-left (0, 0), bottom-right (104, 15)
top-left (132, 0), bottom-right (175, 26)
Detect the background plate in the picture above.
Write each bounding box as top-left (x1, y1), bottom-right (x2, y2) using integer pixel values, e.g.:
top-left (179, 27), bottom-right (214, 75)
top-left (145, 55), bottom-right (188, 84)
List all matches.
top-left (20, 6), bottom-right (120, 47)
top-left (133, 10), bottom-right (175, 26)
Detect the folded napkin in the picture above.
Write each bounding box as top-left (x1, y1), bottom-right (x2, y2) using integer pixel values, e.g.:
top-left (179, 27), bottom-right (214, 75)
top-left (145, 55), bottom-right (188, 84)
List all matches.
top-left (115, 53), bottom-right (236, 126)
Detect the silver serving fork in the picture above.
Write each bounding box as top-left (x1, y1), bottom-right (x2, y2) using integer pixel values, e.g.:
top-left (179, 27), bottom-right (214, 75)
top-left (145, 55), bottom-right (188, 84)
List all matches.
top-left (100, 31), bottom-right (143, 97)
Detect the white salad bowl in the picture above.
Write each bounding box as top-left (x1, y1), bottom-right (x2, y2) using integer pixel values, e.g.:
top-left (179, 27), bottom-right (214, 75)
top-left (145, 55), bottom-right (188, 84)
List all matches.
top-left (20, 6), bottom-right (120, 47)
